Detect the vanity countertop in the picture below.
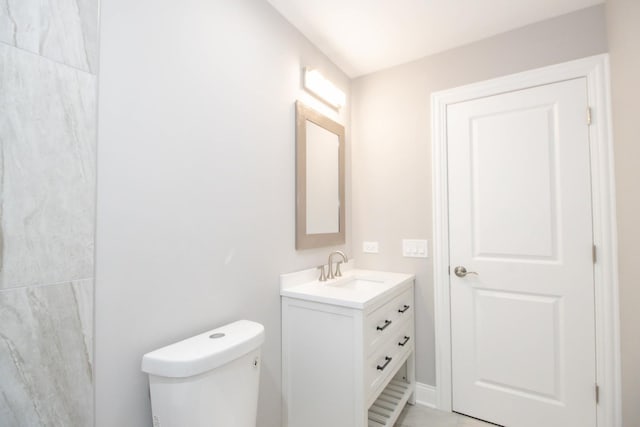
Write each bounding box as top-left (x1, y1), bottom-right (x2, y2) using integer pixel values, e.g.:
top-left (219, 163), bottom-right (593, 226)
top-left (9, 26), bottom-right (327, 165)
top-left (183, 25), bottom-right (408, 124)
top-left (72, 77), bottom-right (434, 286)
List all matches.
top-left (280, 266), bottom-right (414, 310)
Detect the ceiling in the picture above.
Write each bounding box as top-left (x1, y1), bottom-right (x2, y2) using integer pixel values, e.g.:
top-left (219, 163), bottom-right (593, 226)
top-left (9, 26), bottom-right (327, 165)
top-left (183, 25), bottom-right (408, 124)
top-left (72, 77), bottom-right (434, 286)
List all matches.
top-left (266, 0), bottom-right (604, 77)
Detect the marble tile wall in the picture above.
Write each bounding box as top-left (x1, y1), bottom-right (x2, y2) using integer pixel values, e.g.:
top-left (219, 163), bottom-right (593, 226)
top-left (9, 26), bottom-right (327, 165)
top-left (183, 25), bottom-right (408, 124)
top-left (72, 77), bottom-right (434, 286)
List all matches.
top-left (0, 0), bottom-right (99, 425)
top-left (0, 42), bottom-right (97, 290)
top-left (0, 280), bottom-right (94, 426)
top-left (0, 0), bottom-right (99, 73)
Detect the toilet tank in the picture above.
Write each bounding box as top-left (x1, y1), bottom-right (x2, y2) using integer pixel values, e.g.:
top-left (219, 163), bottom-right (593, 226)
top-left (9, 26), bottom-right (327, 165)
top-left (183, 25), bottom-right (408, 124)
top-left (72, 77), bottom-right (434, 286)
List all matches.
top-left (142, 320), bottom-right (265, 427)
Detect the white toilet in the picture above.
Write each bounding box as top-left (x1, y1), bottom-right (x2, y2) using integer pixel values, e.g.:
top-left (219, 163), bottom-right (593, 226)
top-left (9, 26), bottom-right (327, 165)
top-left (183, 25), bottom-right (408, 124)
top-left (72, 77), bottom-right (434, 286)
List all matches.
top-left (141, 320), bottom-right (265, 427)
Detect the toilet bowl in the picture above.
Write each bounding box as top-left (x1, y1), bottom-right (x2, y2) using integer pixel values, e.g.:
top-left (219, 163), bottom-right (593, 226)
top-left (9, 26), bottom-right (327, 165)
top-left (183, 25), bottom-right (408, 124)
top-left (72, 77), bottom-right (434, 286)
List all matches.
top-left (142, 320), bottom-right (265, 427)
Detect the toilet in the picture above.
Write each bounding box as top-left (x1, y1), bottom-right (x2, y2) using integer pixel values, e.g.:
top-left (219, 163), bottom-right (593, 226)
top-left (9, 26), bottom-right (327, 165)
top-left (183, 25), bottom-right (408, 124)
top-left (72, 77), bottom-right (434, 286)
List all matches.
top-left (141, 320), bottom-right (265, 427)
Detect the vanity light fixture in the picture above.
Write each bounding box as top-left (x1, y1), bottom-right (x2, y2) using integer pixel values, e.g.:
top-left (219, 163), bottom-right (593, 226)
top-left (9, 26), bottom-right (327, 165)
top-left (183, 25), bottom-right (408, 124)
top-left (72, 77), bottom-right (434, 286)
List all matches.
top-left (303, 68), bottom-right (346, 110)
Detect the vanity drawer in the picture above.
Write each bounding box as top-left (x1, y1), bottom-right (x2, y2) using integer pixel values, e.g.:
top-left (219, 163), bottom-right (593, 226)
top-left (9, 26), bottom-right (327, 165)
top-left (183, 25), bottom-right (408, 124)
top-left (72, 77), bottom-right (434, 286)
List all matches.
top-left (365, 322), bottom-right (415, 403)
top-left (365, 288), bottom-right (414, 355)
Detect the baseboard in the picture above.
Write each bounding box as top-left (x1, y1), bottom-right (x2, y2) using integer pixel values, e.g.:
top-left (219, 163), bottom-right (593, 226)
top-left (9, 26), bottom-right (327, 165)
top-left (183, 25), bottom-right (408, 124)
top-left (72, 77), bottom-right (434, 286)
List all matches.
top-left (414, 382), bottom-right (437, 408)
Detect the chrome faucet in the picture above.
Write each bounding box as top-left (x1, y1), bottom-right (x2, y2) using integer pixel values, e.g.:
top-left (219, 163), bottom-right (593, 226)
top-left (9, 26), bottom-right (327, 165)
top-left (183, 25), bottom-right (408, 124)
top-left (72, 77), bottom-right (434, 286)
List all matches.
top-left (327, 250), bottom-right (348, 280)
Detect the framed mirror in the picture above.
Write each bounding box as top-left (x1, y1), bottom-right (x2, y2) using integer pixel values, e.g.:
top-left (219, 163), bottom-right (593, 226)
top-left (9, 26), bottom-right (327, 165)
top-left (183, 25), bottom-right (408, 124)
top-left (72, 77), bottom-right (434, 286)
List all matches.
top-left (295, 101), bottom-right (345, 249)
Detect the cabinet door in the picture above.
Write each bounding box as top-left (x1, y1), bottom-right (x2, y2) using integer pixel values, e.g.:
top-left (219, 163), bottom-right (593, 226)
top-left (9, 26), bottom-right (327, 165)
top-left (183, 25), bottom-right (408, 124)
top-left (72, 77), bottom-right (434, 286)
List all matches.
top-left (283, 298), bottom-right (362, 427)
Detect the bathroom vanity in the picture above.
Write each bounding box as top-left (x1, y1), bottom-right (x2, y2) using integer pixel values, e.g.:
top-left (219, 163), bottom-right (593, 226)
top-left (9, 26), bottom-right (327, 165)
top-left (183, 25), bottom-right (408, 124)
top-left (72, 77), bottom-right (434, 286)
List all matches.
top-left (280, 264), bottom-right (415, 427)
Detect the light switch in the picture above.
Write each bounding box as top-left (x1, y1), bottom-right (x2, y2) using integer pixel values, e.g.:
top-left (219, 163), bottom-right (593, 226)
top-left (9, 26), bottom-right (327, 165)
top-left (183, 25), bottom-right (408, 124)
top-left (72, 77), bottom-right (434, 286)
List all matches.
top-left (363, 241), bottom-right (379, 254)
top-left (403, 239), bottom-right (428, 258)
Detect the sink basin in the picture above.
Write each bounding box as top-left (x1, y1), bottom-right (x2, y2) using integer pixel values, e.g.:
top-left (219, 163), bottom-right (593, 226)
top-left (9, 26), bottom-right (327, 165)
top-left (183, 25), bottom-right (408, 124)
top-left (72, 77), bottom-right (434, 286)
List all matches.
top-left (326, 277), bottom-right (385, 291)
top-left (280, 267), bottom-right (414, 310)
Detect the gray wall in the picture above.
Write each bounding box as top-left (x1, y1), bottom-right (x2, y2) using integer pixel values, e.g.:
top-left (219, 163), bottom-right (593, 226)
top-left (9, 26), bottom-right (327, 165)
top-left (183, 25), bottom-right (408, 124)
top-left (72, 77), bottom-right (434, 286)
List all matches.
top-left (606, 1), bottom-right (640, 426)
top-left (0, 0), bottom-right (98, 425)
top-left (351, 5), bottom-right (608, 386)
top-left (95, 1), bottom-right (350, 426)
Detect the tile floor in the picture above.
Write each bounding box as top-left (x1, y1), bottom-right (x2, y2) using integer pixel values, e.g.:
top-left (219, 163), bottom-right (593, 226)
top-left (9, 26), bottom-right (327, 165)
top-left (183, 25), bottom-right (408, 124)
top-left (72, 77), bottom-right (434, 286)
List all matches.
top-left (395, 404), bottom-right (496, 427)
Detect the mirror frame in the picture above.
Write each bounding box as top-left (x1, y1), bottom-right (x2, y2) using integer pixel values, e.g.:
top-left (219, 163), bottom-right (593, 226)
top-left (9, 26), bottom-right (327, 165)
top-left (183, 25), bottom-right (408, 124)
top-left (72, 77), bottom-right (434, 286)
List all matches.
top-left (295, 101), bottom-right (345, 249)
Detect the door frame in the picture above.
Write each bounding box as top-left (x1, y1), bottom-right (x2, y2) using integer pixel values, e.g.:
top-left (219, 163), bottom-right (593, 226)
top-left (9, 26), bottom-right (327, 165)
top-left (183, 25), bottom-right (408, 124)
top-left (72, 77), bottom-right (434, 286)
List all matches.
top-left (431, 54), bottom-right (621, 427)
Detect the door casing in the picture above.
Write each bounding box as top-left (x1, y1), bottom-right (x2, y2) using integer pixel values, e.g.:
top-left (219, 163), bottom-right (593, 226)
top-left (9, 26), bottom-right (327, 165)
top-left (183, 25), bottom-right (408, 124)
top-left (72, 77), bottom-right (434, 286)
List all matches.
top-left (431, 54), bottom-right (621, 427)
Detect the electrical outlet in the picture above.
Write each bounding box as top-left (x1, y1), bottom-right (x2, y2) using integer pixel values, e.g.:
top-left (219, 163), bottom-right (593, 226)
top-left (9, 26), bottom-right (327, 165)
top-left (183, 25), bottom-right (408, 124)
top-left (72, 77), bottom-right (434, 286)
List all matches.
top-left (363, 241), bottom-right (379, 254)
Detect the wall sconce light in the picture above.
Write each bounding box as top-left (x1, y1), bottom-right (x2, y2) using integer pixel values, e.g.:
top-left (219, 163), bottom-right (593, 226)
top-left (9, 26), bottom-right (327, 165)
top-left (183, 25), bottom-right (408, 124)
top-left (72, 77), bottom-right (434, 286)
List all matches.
top-left (304, 68), bottom-right (346, 110)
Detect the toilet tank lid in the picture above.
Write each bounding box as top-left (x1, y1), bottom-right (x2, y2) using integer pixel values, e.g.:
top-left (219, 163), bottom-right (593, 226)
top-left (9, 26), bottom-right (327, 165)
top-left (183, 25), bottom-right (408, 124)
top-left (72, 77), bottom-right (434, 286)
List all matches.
top-left (141, 320), bottom-right (265, 378)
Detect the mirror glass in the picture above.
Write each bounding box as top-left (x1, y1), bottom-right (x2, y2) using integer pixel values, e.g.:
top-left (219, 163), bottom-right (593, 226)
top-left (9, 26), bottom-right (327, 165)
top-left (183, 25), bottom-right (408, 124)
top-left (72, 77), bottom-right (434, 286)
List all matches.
top-left (306, 120), bottom-right (340, 234)
top-left (296, 102), bottom-right (345, 249)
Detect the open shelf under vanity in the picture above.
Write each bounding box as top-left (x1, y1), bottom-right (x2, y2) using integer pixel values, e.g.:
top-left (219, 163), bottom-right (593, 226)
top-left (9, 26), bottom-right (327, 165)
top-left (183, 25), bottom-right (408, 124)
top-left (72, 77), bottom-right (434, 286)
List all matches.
top-left (368, 378), bottom-right (413, 427)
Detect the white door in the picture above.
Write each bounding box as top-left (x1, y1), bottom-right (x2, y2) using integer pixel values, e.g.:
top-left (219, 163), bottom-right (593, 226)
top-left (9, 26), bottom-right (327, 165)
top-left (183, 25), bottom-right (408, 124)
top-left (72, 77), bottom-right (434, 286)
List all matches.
top-left (447, 78), bottom-right (596, 427)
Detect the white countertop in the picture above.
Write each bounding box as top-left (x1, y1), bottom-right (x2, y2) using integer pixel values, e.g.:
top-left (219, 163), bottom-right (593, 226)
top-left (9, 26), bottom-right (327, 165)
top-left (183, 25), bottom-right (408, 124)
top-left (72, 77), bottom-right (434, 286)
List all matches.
top-left (280, 264), bottom-right (414, 310)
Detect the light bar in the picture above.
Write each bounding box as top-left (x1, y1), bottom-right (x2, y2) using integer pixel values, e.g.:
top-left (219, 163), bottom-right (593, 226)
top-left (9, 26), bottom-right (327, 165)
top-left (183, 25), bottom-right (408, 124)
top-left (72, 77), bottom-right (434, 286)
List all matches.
top-left (304, 68), bottom-right (346, 109)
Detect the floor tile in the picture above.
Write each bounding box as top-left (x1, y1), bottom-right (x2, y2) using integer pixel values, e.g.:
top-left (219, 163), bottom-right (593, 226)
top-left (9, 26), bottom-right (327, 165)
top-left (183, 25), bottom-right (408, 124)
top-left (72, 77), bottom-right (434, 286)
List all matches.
top-left (395, 404), bottom-right (496, 427)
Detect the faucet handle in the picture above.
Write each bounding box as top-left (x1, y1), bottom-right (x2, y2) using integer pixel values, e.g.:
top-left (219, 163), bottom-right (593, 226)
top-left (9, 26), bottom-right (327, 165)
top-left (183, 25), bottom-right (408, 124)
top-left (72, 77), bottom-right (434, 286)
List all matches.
top-left (318, 265), bottom-right (327, 282)
top-left (335, 261), bottom-right (343, 277)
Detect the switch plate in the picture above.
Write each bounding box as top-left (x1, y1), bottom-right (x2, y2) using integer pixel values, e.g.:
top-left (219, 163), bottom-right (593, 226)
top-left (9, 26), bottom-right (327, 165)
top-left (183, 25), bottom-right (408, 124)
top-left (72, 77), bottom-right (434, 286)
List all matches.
top-left (403, 239), bottom-right (428, 258)
top-left (363, 241), bottom-right (379, 254)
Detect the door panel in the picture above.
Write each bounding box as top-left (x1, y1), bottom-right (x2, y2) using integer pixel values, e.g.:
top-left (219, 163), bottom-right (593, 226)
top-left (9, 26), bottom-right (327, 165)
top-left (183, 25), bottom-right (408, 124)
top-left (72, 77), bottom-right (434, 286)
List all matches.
top-left (473, 289), bottom-right (562, 401)
top-left (448, 78), bottom-right (596, 427)
top-left (471, 105), bottom-right (557, 260)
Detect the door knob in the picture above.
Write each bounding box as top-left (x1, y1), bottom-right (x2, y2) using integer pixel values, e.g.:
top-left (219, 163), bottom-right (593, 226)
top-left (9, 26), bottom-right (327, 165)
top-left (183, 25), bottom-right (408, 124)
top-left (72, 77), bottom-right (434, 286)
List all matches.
top-left (454, 266), bottom-right (478, 278)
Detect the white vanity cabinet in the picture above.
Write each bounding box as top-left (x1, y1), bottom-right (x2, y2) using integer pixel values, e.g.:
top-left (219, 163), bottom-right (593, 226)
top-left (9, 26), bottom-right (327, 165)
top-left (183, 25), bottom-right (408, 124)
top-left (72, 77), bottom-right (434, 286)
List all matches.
top-left (281, 268), bottom-right (415, 427)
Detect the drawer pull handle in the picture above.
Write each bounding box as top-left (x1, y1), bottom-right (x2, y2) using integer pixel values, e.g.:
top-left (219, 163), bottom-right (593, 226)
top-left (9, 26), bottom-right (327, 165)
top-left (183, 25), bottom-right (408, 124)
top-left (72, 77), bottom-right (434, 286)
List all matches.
top-left (398, 304), bottom-right (410, 313)
top-left (377, 356), bottom-right (392, 371)
top-left (376, 320), bottom-right (392, 331)
top-left (398, 336), bottom-right (410, 346)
